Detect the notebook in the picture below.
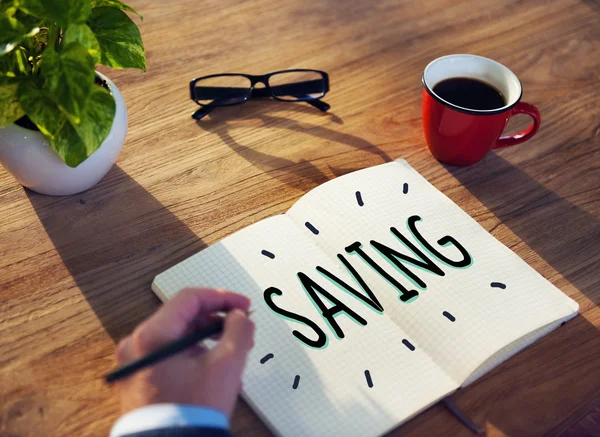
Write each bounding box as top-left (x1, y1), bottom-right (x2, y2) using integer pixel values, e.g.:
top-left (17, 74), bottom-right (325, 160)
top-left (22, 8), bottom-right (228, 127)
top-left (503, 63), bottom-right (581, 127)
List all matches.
top-left (152, 160), bottom-right (579, 437)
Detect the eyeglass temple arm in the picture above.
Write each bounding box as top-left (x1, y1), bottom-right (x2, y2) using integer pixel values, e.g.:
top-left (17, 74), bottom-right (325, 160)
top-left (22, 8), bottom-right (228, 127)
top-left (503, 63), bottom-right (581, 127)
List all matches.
top-left (307, 99), bottom-right (330, 112)
top-left (192, 105), bottom-right (214, 120)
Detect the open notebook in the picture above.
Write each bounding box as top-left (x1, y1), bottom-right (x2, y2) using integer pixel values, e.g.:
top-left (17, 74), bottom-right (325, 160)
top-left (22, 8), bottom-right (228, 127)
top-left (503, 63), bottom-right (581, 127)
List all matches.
top-left (152, 160), bottom-right (578, 437)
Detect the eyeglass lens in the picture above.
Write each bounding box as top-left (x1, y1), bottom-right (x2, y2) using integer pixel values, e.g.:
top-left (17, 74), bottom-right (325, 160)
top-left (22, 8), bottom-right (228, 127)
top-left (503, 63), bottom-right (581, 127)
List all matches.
top-left (194, 75), bottom-right (253, 106)
top-left (268, 71), bottom-right (326, 101)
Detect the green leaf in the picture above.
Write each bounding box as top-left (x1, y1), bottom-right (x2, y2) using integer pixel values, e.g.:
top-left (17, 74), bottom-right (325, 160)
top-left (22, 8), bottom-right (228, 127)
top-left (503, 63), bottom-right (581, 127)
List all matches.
top-left (0, 46), bottom-right (30, 76)
top-left (19, 81), bottom-right (116, 167)
top-left (19, 0), bottom-right (91, 27)
top-left (0, 13), bottom-right (39, 56)
top-left (0, 78), bottom-right (25, 126)
top-left (90, 0), bottom-right (142, 20)
top-left (0, 0), bottom-right (18, 15)
top-left (63, 23), bottom-right (100, 63)
top-left (73, 84), bottom-right (116, 156)
top-left (41, 44), bottom-right (95, 123)
top-left (18, 81), bottom-right (66, 138)
top-left (88, 7), bottom-right (145, 71)
top-left (14, 9), bottom-right (45, 29)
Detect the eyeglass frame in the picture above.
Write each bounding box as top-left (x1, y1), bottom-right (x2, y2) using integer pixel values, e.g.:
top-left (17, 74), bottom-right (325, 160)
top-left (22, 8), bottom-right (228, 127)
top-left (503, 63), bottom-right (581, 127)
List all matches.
top-left (189, 69), bottom-right (330, 119)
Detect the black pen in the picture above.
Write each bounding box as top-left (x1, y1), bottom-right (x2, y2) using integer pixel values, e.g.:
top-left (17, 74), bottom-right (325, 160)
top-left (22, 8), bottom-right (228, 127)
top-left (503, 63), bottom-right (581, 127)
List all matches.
top-left (105, 311), bottom-right (252, 383)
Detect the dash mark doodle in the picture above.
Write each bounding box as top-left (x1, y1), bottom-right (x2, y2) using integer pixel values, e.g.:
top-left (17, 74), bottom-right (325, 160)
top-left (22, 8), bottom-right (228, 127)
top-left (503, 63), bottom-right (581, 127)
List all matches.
top-left (403, 183), bottom-right (409, 194)
top-left (490, 282), bottom-right (506, 289)
top-left (261, 250), bottom-right (275, 259)
top-left (356, 191), bottom-right (364, 206)
top-left (443, 311), bottom-right (456, 322)
top-left (402, 339), bottom-right (416, 351)
top-left (305, 222), bottom-right (319, 235)
top-left (364, 370), bottom-right (373, 388)
top-left (292, 375), bottom-right (300, 389)
top-left (260, 353), bottom-right (274, 364)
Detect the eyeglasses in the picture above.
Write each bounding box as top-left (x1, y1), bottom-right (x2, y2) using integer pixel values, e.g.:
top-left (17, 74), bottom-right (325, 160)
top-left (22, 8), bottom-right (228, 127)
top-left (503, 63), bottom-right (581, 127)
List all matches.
top-left (189, 69), bottom-right (330, 120)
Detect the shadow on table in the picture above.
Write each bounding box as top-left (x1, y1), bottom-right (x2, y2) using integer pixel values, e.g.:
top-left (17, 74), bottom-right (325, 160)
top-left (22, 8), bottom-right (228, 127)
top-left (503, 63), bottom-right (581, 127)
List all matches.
top-left (195, 100), bottom-right (392, 191)
top-left (26, 165), bottom-right (207, 342)
top-left (445, 152), bottom-right (600, 306)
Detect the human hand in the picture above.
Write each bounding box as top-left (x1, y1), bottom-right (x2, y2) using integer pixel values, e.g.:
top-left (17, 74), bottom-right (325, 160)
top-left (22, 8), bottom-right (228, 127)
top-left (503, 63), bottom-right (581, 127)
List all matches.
top-left (114, 288), bottom-right (254, 417)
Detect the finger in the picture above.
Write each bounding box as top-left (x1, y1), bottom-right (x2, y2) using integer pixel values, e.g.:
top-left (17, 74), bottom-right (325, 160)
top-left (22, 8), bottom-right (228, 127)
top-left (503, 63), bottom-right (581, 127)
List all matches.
top-left (215, 309), bottom-right (255, 359)
top-left (186, 343), bottom-right (209, 358)
top-left (133, 289), bottom-right (250, 353)
top-left (191, 313), bottom-right (224, 331)
top-left (209, 332), bottom-right (224, 342)
top-left (115, 336), bottom-right (135, 365)
top-left (189, 313), bottom-right (225, 341)
top-left (156, 288), bottom-right (250, 333)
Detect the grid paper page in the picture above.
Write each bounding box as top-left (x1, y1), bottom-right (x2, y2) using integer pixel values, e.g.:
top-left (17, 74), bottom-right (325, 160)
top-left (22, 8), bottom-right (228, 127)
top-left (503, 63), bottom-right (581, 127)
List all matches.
top-left (153, 214), bottom-right (457, 437)
top-left (462, 318), bottom-right (565, 386)
top-left (286, 160), bottom-right (579, 386)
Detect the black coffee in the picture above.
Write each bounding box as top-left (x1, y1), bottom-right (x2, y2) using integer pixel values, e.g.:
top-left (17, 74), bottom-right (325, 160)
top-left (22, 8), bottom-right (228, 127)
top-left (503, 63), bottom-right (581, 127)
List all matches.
top-left (432, 77), bottom-right (505, 110)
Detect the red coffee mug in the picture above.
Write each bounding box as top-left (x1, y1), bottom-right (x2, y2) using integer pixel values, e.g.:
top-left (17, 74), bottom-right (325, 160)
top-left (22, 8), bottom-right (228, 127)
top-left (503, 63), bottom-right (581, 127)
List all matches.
top-left (422, 54), bottom-right (541, 166)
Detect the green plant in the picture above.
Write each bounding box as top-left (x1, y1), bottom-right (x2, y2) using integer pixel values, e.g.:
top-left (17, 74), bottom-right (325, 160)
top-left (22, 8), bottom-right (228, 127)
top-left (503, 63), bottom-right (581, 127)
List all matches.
top-left (0, 0), bottom-right (145, 167)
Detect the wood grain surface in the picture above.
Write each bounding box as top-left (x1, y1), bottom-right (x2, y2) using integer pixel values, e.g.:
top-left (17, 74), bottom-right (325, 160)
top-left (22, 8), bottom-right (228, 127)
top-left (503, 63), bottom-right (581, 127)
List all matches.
top-left (1, 0), bottom-right (599, 435)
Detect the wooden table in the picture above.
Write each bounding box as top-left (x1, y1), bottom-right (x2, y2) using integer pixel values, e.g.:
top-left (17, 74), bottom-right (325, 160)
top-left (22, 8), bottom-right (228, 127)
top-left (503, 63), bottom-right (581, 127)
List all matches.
top-left (2, 0), bottom-right (599, 435)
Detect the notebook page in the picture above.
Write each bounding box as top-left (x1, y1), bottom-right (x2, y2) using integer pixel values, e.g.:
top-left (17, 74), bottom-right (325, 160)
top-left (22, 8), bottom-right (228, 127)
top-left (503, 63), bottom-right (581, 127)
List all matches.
top-left (462, 317), bottom-right (572, 386)
top-left (286, 160), bottom-right (579, 385)
top-left (153, 214), bottom-right (457, 437)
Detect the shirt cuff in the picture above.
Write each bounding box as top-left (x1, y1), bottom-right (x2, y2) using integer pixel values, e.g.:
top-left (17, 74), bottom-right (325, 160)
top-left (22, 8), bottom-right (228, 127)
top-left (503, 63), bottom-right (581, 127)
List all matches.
top-left (110, 404), bottom-right (229, 437)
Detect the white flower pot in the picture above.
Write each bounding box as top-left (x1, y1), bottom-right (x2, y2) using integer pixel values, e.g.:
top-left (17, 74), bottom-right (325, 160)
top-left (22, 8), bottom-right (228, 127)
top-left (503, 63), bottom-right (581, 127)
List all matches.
top-left (0, 71), bottom-right (127, 196)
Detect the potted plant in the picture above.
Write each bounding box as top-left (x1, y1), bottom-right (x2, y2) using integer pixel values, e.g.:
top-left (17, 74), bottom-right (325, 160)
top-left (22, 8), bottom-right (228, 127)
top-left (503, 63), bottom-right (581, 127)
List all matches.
top-left (0, 0), bottom-right (145, 195)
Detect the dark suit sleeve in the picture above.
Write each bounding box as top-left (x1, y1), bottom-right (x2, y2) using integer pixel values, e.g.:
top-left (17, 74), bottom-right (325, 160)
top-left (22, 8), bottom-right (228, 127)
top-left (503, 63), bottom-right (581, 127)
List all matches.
top-left (121, 427), bottom-right (231, 437)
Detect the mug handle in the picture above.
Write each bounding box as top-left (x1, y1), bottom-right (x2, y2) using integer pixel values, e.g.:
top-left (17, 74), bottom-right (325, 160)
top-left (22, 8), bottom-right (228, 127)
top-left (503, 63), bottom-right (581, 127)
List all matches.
top-left (493, 102), bottom-right (541, 149)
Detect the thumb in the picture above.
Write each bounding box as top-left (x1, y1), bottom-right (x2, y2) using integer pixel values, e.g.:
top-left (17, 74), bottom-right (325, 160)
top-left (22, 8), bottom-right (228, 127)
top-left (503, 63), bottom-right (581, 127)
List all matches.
top-left (215, 309), bottom-right (255, 359)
